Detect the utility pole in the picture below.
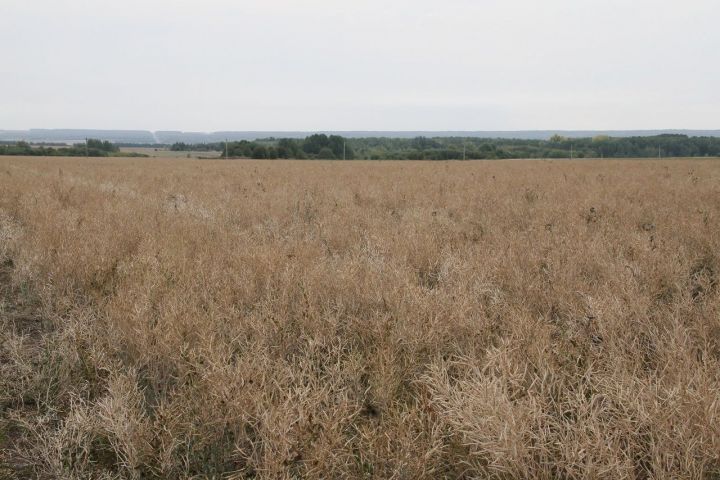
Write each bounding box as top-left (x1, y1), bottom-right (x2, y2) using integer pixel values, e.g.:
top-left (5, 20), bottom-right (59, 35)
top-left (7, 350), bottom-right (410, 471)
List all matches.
top-left (343, 141), bottom-right (346, 161)
top-left (570, 143), bottom-right (573, 160)
top-left (463, 144), bottom-right (466, 161)
top-left (225, 139), bottom-right (229, 160)
top-left (658, 146), bottom-right (661, 158)
top-left (85, 138), bottom-right (88, 157)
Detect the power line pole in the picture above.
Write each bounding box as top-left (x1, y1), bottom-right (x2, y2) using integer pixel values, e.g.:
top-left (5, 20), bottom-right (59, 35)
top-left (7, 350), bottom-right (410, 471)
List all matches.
top-left (85, 138), bottom-right (88, 157)
top-left (463, 144), bottom-right (466, 161)
top-left (570, 143), bottom-right (573, 160)
top-left (343, 141), bottom-right (346, 161)
top-left (225, 139), bottom-right (229, 160)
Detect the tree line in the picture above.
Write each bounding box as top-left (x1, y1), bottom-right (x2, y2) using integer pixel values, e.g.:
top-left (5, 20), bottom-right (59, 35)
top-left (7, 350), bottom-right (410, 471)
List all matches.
top-left (172, 134), bottom-right (354, 159)
top-left (0, 139), bottom-right (147, 157)
top-left (3, 134), bottom-right (720, 159)
top-left (172, 134), bottom-right (720, 160)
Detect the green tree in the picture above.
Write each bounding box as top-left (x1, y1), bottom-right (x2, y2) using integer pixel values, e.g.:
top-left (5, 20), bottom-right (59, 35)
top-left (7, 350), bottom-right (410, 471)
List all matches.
top-left (251, 145), bottom-right (268, 159)
top-left (317, 147), bottom-right (335, 159)
top-left (303, 134), bottom-right (329, 154)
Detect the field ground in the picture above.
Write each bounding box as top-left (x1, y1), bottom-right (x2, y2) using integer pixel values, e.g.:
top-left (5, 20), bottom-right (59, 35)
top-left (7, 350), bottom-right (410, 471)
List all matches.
top-left (1, 156), bottom-right (719, 478)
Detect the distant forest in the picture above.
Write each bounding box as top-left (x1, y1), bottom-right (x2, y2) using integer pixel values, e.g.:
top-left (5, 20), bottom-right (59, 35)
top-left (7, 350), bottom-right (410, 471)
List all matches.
top-left (172, 133), bottom-right (720, 160)
top-left (0, 140), bottom-right (147, 157)
top-left (2, 134), bottom-right (720, 159)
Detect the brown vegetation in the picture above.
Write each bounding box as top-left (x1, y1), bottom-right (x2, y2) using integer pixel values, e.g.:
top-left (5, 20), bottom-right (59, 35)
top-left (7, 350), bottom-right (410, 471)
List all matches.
top-left (1, 156), bottom-right (719, 479)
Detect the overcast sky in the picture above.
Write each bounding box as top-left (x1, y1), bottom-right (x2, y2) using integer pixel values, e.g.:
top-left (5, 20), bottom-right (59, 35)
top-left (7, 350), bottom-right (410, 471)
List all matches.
top-left (1, 0), bottom-right (718, 131)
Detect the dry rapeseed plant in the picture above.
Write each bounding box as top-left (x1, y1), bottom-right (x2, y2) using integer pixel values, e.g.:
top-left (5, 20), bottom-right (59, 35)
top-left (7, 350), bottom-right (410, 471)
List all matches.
top-left (0, 156), bottom-right (719, 479)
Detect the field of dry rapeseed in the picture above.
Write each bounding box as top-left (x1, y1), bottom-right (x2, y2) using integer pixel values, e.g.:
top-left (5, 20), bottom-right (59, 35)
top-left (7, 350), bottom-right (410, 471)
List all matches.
top-left (1, 156), bottom-right (719, 479)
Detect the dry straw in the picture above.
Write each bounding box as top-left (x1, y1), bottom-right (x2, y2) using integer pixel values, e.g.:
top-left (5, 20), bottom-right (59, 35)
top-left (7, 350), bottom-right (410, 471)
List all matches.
top-left (1, 156), bottom-right (719, 478)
